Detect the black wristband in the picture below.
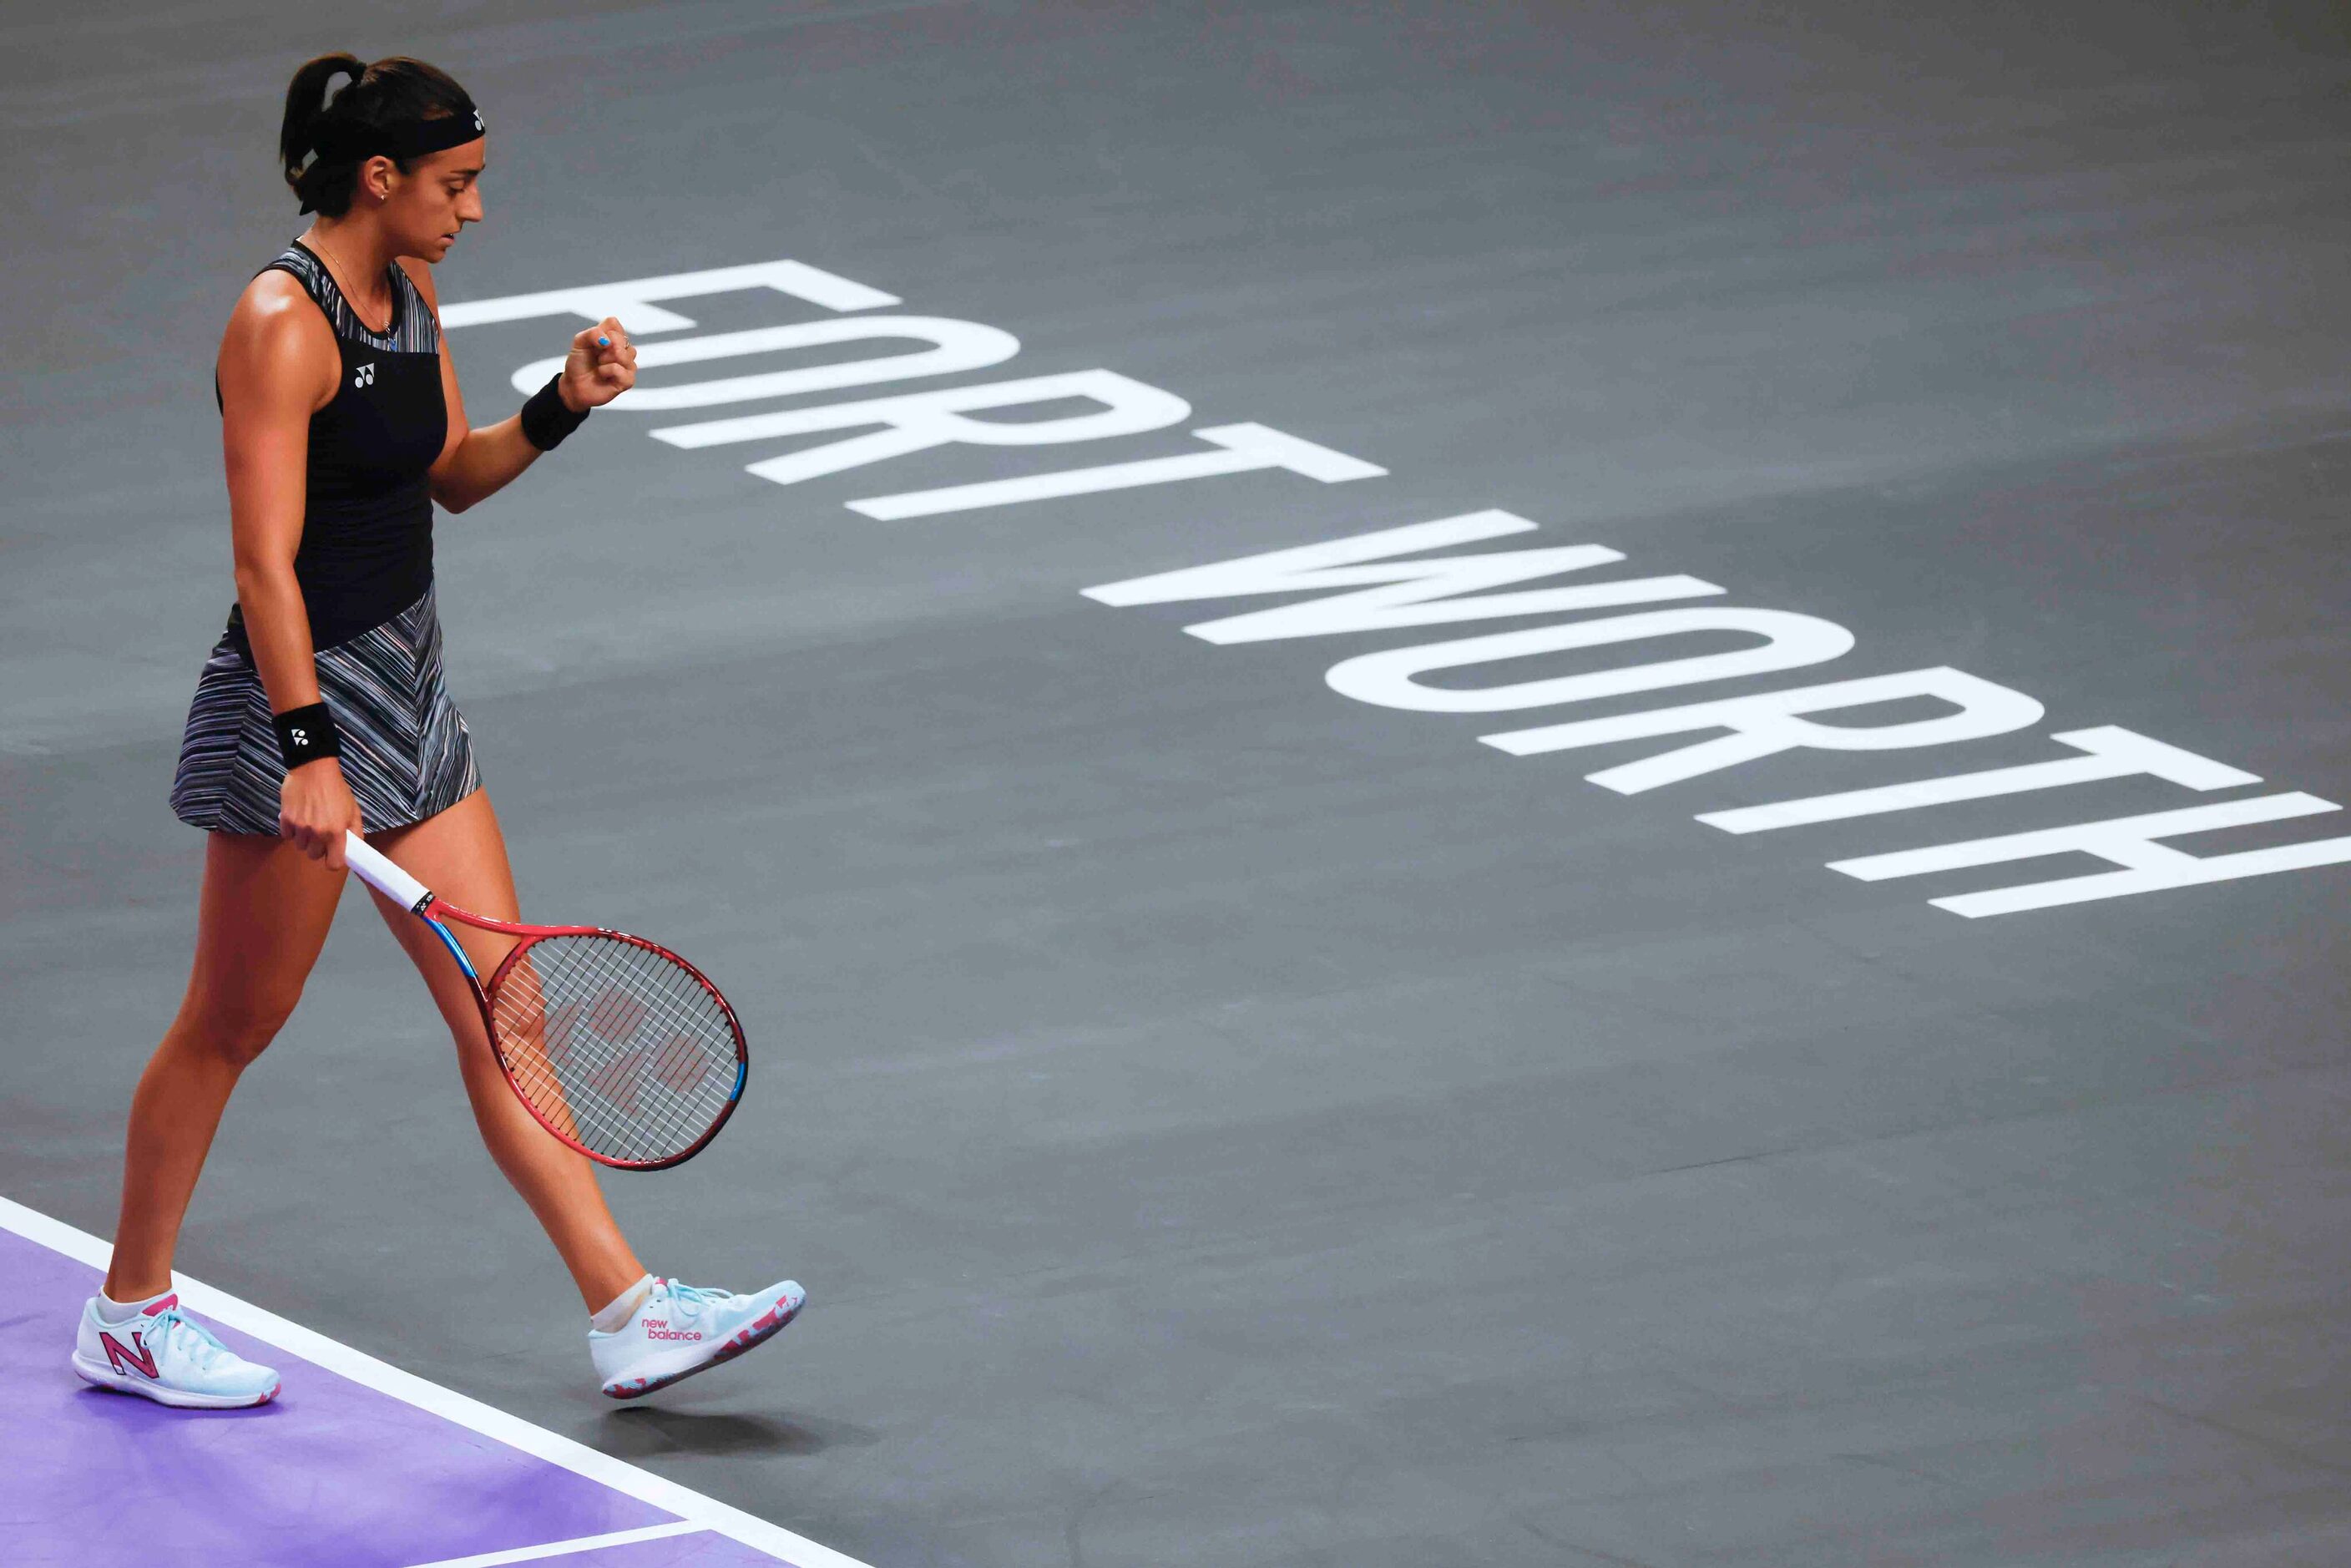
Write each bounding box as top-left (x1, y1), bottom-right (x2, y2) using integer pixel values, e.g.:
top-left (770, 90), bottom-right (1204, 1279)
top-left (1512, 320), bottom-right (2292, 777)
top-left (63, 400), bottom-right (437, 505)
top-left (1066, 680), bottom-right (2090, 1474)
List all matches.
top-left (273, 702), bottom-right (341, 771)
top-left (519, 374), bottom-right (590, 451)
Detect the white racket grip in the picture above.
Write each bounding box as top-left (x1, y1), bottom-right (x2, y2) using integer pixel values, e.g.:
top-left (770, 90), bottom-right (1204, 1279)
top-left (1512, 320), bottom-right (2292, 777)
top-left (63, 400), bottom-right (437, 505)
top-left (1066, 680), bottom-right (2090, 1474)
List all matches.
top-left (343, 832), bottom-right (433, 913)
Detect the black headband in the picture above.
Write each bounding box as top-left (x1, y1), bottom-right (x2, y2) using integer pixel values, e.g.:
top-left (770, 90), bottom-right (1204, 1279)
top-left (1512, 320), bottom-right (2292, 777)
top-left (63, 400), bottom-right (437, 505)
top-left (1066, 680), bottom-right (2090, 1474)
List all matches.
top-left (312, 99), bottom-right (485, 164)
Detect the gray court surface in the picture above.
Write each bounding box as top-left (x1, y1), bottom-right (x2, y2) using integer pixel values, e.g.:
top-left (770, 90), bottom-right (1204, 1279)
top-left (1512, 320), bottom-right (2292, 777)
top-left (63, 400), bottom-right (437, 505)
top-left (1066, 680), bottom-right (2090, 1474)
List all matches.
top-left (6, 3), bottom-right (2351, 1564)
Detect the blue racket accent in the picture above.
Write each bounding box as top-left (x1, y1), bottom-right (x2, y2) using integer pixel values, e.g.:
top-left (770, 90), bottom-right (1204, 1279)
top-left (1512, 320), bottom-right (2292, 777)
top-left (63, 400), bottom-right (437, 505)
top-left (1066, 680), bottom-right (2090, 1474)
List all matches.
top-left (729, 1058), bottom-right (747, 1102)
top-left (424, 918), bottom-right (480, 984)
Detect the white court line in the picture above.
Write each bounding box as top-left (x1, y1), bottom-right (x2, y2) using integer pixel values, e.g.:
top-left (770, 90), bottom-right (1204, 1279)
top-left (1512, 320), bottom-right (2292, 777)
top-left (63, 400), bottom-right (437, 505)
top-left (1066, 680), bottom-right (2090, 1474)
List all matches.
top-left (0, 1194), bottom-right (868, 1568)
top-left (404, 1521), bottom-right (707, 1568)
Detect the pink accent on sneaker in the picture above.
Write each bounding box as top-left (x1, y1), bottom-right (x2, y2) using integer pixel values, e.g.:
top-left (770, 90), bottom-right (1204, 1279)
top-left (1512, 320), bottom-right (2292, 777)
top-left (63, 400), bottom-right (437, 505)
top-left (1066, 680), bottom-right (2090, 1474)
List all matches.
top-left (99, 1331), bottom-right (159, 1380)
top-left (141, 1293), bottom-right (179, 1318)
top-left (602, 1289), bottom-right (803, 1400)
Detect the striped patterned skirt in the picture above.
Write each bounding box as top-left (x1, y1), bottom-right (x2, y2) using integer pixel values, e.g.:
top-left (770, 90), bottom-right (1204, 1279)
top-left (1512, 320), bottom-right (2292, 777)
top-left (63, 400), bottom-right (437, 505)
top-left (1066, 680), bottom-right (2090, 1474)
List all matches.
top-left (170, 584), bottom-right (482, 837)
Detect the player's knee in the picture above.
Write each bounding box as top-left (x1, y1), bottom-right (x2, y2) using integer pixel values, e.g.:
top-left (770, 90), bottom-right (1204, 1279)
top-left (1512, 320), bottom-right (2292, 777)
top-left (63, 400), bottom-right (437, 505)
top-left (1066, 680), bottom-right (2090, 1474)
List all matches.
top-left (188, 989), bottom-right (302, 1069)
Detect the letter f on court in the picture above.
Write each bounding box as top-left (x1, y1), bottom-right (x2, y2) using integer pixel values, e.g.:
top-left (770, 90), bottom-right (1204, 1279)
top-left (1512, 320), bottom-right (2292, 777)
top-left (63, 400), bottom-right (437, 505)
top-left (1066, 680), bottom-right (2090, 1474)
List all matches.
top-left (100, 1330), bottom-right (159, 1379)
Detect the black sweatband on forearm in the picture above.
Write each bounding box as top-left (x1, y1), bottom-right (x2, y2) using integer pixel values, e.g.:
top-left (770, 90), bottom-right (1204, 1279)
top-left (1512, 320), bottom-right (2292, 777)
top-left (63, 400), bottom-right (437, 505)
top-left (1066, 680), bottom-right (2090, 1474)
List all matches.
top-left (519, 374), bottom-right (590, 451)
top-left (273, 702), bottom-right (341, 771)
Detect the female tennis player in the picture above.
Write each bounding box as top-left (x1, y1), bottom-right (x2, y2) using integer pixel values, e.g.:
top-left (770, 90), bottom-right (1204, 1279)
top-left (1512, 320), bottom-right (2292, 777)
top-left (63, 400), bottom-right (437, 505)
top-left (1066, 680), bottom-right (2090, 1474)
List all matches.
top-left (71, 53), bottom-right (802, 1409)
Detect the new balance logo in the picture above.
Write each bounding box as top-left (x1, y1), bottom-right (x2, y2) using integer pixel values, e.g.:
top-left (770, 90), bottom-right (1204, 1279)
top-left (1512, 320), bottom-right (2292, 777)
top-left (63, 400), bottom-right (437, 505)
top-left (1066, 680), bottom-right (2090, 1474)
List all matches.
top-left (641, 1319), bottom-right (703, 1342)
top-left (100, 1330), bottom-right (159, 1380)
top-left (353, 362), bottom-right (376, 388)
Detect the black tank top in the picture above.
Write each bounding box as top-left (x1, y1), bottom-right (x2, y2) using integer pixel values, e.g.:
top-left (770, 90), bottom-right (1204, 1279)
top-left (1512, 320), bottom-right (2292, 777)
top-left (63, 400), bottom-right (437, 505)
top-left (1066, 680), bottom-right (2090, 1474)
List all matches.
top-left (220, 240), bottom-right (447, 655)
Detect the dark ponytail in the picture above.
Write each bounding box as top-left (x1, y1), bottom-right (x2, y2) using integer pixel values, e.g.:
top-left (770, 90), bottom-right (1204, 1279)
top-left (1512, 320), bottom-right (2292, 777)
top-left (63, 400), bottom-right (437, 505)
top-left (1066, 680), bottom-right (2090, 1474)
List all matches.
top-left (279, 53), bottom-right (363, 197)
top-left (278, 53), bottom-right (474, 217)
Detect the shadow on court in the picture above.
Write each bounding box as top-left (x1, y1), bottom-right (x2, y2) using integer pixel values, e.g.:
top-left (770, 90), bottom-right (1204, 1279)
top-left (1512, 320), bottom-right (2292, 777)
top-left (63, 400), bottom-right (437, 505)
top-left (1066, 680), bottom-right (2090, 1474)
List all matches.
top-left (604, 1404), bottom-right (882, 1459)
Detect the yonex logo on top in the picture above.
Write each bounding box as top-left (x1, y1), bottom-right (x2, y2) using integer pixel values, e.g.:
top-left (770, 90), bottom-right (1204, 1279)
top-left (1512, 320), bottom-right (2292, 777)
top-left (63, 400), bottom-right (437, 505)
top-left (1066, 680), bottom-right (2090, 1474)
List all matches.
top-left (289, 727), bottom-right (309, 746)
top-left (353, 362), bottom-right (376, 388)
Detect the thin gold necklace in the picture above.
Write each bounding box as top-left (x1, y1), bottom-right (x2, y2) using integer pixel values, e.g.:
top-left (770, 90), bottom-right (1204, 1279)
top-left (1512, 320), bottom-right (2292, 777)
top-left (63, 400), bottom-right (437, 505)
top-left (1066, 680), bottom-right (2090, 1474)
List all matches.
top-left (306, 230), bottom-right (394, 336)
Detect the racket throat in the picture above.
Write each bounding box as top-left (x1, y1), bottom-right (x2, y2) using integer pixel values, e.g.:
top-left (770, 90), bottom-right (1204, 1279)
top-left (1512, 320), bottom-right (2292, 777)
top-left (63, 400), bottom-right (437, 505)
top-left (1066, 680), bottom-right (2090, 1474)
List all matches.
top-left (423, 915), bottom-right (482, 983)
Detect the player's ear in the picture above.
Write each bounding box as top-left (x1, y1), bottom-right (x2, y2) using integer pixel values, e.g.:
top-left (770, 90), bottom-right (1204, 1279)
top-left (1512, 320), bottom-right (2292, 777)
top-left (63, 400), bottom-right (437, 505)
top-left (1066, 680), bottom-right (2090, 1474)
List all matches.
top-left (361, 154), bottom-right (396, 203)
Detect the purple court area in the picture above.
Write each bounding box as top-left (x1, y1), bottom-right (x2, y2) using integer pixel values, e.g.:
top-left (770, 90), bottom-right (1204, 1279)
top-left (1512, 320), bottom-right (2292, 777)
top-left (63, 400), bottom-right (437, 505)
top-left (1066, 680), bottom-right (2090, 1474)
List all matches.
top-left (0, 1227), bottom-right (788, 1568)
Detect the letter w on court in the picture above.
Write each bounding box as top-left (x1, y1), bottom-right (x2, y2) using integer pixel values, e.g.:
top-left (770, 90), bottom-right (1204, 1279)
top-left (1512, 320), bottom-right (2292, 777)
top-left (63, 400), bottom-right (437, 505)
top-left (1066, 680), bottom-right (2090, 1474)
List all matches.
top-left (1083, 512), bottom-right (1723, 642)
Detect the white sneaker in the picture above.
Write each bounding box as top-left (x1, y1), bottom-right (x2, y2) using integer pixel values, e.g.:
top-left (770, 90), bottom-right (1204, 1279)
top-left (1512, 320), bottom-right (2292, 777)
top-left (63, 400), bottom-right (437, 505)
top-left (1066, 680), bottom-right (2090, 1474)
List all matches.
top-left (590, 1276), bottom-right (805, 1399)
top-left (72, 1292), bottom-right (281, 1409)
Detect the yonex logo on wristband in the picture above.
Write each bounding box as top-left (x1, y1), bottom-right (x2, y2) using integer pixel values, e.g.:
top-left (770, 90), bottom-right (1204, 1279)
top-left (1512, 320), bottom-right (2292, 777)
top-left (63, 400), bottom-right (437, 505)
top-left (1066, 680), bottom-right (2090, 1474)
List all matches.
top-left (354, 362), bottom-right (376, 388)
top-left (273, 703), bottom-right (340, 770)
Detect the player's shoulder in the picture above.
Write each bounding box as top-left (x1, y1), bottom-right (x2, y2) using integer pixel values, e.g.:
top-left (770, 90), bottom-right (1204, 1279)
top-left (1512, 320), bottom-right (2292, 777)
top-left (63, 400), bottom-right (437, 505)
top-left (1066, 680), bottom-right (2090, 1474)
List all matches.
top-left (220, 266), bottom-right (338, 403)
top-left (225, 267), bottom-right (331, 355)
top-left (235, 264), bottom-right (311, 316)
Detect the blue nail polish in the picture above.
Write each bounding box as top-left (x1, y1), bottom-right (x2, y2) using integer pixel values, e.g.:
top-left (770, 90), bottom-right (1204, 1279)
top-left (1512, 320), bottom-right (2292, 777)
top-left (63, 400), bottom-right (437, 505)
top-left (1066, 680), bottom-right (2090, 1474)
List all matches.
top-left (597, 336), bottom-right (611, 347)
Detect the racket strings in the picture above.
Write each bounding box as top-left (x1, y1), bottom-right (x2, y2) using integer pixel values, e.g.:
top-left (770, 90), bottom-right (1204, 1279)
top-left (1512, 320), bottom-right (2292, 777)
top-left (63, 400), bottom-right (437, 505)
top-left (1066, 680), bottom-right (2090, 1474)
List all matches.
top-left (489, 934), bottom-right (740, 1166)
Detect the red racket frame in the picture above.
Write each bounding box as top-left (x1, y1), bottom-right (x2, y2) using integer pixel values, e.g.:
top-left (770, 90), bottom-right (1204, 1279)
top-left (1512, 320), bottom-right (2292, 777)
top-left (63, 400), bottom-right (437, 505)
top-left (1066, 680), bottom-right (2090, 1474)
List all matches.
top-left (456, 907), bottom-right (749, 1171)
top-left (344, 835), bottom-right (750, 1171)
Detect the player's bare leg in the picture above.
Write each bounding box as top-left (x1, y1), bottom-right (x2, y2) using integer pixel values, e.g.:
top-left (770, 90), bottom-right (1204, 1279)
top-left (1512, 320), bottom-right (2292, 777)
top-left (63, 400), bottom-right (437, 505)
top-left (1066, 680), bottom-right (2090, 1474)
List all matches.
top-left (78, 831), bottom-right (333, 1407)
top-left (104, 832), bottom-right (345, 1302)
top-left (363, 788), bottom-right (647, 1312)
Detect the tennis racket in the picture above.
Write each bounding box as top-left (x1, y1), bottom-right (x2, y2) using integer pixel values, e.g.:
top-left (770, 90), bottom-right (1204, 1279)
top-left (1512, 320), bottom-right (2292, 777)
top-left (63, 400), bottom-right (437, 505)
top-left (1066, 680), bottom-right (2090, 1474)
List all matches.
top-left (343, 832), bottom-right (747, 1171)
